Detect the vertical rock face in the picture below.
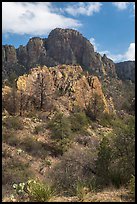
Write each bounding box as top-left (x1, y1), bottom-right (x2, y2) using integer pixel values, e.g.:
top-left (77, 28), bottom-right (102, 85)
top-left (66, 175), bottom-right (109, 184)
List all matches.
top-left (2, 45), bottom-right (17, 64)
top-left (115, 61), bottom-right (135, 82)
top-left (26, 37), bottom-right (46, 66)
top-left (17, 45), bottom-right (28, 67)
top-left (17, 37), bottom-right (47, 68)
top-left (46, 28), bottom-right (94, 66)
top-left (2, 28), bottom-right (117, 80)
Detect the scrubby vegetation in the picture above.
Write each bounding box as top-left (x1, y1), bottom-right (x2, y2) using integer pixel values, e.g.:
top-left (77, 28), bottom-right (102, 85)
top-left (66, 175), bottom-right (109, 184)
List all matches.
top-left (2, 67), bottom-right (135, 202)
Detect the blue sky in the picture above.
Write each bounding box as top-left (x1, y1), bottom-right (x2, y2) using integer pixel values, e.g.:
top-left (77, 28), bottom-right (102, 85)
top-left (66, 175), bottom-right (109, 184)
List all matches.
top-left (2, 2), bottom-right (135, 62)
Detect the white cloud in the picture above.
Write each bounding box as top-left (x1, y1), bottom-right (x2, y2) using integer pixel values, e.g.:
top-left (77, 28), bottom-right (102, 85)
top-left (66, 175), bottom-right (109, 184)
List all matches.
top-left (89, 37), bottom-right (99, 51)
top-left (112, 2), bottom-right (129, 10)
top-left (90, 37), bottom-right (135, 62)
top-left (2, 2), bottom-right (81, 35)
top-left (65, 2), bottom-right (102, 16)
top-left (124, 43), bottom-right (135, 61)
top-left (99, 43), bottom-right (135, 62)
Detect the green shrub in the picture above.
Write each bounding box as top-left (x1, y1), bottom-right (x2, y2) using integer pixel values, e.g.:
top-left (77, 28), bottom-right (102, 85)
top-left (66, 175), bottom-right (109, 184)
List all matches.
top-left (95, 137), bottom-right (112, 188)
top-left (109, 170), bottom-right (123, 188)
top-left (34, 124), bottom-right (47, 134)
top-left (111, 116), bottom-right (135, 184)
top-left (3, 160), bottom-right (32, 186)
top-left (48, 113), bottom-right (72, 154)
top-left (26, 111), bottom-right (37, 119)
top-left (3, 116), bottom-right (23, 130)
top-left (52, 138), bottom-right (71, 155)
top-left (20, 137), bottom-right (47, 158)
top-left (26, 180), bottom-right (54, 202)
top-left (2, 129), bottom-right (18, 146)
top-left (76, 181), bottom-right (88, 201)
top-left (13, 180), bottom-right (54, 202)
top-left (70, 111), bottom-right (89, 132)
top-left (51, 146), bottom-right (97, 195)
top-left (48, 112), bottom-right (72, 140)
top-left (129, 175), bottom-right (135, 196)
top-left (99, 112), bottom-right (114, 127)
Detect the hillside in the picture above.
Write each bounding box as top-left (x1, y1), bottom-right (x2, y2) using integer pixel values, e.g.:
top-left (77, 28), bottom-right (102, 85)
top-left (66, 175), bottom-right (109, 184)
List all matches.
top-left (2, 64), bottom-right (135, 202)
top-left (2, 28), bottom-right (135, 202)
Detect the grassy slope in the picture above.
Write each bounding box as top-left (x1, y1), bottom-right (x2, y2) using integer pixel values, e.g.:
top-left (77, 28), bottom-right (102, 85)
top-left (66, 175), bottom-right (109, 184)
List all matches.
top-left (2, 114), bottom-right (134, 202)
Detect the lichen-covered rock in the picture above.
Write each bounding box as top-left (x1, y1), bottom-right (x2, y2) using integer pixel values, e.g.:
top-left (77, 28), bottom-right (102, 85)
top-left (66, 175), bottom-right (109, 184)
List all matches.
top-left (15, 65), bottom-right (110, 114)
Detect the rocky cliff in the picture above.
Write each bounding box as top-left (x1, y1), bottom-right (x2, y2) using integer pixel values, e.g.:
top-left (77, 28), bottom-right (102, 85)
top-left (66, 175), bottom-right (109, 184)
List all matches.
top-left (5, 65), bottom-right (111, 115)
top-left (2, 28), bottom-right (116, 83)
top-left (115, 61), bottom-right (135, 82)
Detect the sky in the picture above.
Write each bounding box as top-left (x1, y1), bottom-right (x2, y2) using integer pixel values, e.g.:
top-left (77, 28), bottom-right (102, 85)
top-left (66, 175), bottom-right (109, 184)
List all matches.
top-left (2, 2), bottom-right (135, 62)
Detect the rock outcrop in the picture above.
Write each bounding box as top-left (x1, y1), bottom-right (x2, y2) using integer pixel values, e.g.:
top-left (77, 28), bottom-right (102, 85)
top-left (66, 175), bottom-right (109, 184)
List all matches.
top-left (15, 65), bottom-right (110, 114)
top-left (115, 61), bottom-right (135, 82)
top-left (2, 28), bottom-right (117, 83)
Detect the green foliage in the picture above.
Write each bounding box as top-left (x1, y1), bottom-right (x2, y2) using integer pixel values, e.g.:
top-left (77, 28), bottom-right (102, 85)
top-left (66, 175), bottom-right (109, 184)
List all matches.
top-left (2, 128), bottom-right (18, 146)
top-left (99, 112), bottom-right (115, 127)
top-left (129, 175), bottom-right (135, 196)
top-left (70, 111), bottom-right (89, 132)
top-left (48, 113), bottom-right (72, 154)
top-left (13, 180), bottom-right (54, 202)
top-left (95, 137), bottom-right (112, 188)
top-left (85, 93), bottom-right (104, 121)
top-left (20, 137), bottom-right (47, 158)
top-left (8, 72), bottom-right (18, 87)
top-left (109, 170), bottom-right (123, 188)
top-left (76, 181), bottom-right (88, 201)
top-left (52, 138), bottom-right (71, 155)
top-left (26, 180), bottom-right (54, 202)
top-left (34, 124), bottom-right (47, 134)
top-left (3, 116), bottom-right (23, 130)
top-left (111, 116), bottom-right (135, 184)
top-left (48, 112), bottom-right (72, 140)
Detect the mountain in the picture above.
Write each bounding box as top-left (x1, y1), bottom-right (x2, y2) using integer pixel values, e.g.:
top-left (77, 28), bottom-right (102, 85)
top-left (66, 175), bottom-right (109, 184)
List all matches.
top-left (2, 28), bottom-right (116, 83)
top-left (115, 61), bottom-right (135, 82)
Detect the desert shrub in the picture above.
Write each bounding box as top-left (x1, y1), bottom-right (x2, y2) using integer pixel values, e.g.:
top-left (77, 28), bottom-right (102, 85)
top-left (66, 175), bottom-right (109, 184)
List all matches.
top-left (111, 116), bottom-right (135, 185)
top-left (37, 112), bottom-right (49, 121)
top-left (70, 111), bottom-right (89, 132)
top-left (2, 128), bottom-right (18, 146)
top-left (51, 146), bottom-right (97, 195)
top-left (13, 179), bottom-right (54, 202)
top-left (75, 135), bottom-right (99, 151)
top-left (25, 111), bottom-right (38, 119)
top-left (129, 175), bottom-right (135, 196)
top-left (26, 180), bottom-right (54, 202)
top-left (109, 170), bottom-right (123, 188)
top-left (20, 137), bottom-right (47, 158)
top-left (48, 113), bottom-right (72, 154)
top-left (34, 124), bottom-right (47, 134)
top-left (99, 112), bottom-right (115, 127)
top-left (52, 138), bottom-right (71, 156)
top-left (95, 137), bottom-right (112, 188)
top-left (48, 112), bottom-right (72, 140)
top-left (76, 181), bottom-right (88, 201)
top-left (2, 160), bottom-right (32, 186)
top-left (3, 116), bottom-right (23, 130)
